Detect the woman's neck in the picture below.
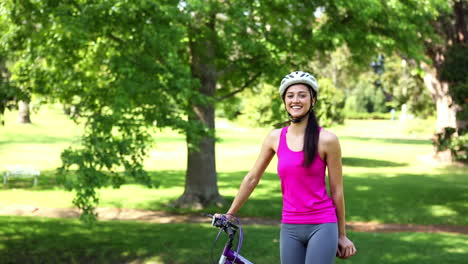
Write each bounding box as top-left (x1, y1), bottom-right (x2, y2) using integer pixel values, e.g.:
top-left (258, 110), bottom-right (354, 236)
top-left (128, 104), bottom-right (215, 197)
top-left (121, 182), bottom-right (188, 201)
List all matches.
top-left (288, 116), bottom-right (309, 135)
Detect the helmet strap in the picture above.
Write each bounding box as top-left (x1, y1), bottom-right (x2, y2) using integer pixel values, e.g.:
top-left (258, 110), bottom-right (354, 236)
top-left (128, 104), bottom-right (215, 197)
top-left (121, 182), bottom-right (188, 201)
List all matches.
top-left (288, 108), bottom-right (311, 123)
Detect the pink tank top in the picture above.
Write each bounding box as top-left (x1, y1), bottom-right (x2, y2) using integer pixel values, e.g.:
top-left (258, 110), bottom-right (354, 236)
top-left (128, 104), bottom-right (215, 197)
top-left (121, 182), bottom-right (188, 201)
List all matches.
top-left (277, 126), bottom-right (337, 224)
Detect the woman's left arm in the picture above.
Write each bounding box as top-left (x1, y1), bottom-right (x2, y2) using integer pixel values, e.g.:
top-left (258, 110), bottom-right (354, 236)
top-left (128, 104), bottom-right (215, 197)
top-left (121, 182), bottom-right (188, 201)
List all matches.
top-left (324, 132), bottom-right (357, 259)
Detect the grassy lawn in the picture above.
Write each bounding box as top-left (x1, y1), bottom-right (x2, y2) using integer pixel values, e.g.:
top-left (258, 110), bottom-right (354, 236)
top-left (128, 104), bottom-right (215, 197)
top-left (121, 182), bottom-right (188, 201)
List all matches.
top-left (1, 107), bottom-right (467, 263)
top-left (1, 106), bottom-right (467, 226)
top-left (0, 216), bottom-right (467, 264)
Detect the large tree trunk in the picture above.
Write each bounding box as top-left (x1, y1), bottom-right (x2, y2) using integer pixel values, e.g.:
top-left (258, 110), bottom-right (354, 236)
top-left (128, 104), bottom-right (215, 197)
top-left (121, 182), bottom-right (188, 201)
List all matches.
top-left (0, 58), bottom-right (10, 125)
top-left (422, 1), bottom-right (467, 162)
top-left (18, 100), bottom-right (32, 124)
top-left (421, 63), bottom-right (458, 162)
top-left (173, 16), bottom-right (224, 208)
top-left (177, 97), bottom-right (224, 208)
top-left (421, 63), bottom-right (458, 132)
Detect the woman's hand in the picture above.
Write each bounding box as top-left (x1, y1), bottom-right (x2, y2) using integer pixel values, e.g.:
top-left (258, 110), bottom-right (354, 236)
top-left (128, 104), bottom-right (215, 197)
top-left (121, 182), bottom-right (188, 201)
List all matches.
top-left (336, 236), bottom-right (357, 259)
top-left (213, 213), bottom-right (234, 221)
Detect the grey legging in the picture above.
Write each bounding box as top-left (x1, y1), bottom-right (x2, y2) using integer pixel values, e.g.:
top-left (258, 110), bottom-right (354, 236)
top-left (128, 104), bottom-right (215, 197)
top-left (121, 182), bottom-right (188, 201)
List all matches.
top-left (280, 223), bottom-right (338, 264)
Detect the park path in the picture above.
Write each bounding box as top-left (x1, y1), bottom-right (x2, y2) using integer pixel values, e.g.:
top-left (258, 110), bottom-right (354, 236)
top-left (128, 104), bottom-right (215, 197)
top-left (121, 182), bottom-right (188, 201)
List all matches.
top-left (1, 205), bottom-right (467, 235)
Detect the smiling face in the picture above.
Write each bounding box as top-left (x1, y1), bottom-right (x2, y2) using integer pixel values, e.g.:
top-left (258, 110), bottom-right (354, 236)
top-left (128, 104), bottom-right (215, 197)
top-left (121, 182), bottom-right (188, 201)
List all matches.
top-left (283, 84), bottom-right (315, 119)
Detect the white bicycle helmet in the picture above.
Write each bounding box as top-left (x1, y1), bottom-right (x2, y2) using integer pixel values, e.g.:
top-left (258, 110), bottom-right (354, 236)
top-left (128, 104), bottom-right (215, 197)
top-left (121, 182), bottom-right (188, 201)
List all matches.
top-left (279, 71), bottom-right (319, 98)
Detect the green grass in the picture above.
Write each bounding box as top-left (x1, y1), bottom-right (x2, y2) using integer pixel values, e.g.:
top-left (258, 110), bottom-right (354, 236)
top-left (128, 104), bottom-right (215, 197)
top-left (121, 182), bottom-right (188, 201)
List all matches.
top-left (1, 107), bottom-right (467, 263)
top-left (0, 216), bottom-right (467, 264)
top-left (0, 107), bottom-right (467, 226)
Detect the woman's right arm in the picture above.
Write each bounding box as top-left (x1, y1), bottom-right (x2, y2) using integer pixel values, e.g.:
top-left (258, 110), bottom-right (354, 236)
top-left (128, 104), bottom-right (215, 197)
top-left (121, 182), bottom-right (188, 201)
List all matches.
top-left (225, 130), bottom-right (278, 216)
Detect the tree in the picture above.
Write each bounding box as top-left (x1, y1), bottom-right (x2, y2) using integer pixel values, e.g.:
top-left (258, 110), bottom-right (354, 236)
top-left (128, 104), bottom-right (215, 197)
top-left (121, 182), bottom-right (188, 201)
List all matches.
top-left (0, 58), bottom-right (13, 125)
top-left (422, 0), bottom-right (467, 132)
top-left (0, 57), bottom-right (28, 125)
top-left (1, 0), bottom-right (451, 220)
top-left (17, 100), bottom-right (31, 123)
top-left (0, 13), bottom-right (32, 125)
top-left (418, 0), bottom-right (467, 162)
top-left (1, 1), bottom-right (198, 221)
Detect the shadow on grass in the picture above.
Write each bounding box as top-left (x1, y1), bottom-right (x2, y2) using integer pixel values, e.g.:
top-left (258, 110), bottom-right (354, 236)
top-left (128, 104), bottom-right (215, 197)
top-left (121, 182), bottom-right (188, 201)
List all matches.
top-left (3, 168), bottom-right (467, 226)
top-left (335, 231), bottom-right (468, 264)
top-left (133, 171), bottom-right (283, 217)
top-left (0, 216), bottom-right (218, 264)
top-left (0, 216), bottom-right (466, 264)
top-left (342, 157), bottom-right (407, 167)
top-left (215, 171), bottom-right (468, 226)
top-left (143, 170), bottom-right (468, 226)
top-left (345, 172), bottom-right (468, 226)
top-left (0, 170), bottom-right (183, 191)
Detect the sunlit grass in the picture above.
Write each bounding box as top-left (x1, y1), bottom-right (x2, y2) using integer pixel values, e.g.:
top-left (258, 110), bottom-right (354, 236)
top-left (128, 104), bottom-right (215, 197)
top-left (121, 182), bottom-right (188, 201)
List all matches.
top-left (0, 106), bottom-right (467, 226)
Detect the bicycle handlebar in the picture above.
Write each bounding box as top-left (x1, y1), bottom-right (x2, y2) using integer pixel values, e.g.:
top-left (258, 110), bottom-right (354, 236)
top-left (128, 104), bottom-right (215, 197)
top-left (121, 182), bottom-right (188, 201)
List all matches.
top-left (207, 214), bottom-right (239, 238)
top-left (210, 214), bottom-right (238, 227)
top-left (208, 214), bottom-right (245, 263)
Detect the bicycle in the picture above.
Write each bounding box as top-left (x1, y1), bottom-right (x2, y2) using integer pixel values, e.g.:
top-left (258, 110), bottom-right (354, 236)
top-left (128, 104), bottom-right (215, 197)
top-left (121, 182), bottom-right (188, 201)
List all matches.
top-left (209, 214), bottom-right (254, 264)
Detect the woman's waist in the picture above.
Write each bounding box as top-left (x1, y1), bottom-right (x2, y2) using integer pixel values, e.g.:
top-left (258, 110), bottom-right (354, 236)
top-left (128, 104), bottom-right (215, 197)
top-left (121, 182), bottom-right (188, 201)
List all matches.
top-left (282, 195), bottom-right (335, 212)
top-left (281, 206), bottom-right (337, 224)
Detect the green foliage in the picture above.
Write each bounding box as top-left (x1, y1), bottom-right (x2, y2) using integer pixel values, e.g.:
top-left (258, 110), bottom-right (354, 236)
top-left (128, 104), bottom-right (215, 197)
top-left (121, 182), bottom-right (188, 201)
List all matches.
top-left (314, 49), bottom-right (434, 119)
top-left (433, 127), bottom-right (468, 163)
top-left (314, 0), bottom-right (449, 63)
top-left (236, 83), bottom-right (284, 127)
top-left (344, 76), bottom-right (388, 114)
top-left (382, 56), bottom-right (435, 117)
top-left (1, 0), bottom-right (199, 221)
top-left (343, 54), bottom-right (435, 118)
top-left (450, 132), bottom-right (468, 162)
top-left (58, 116), bottom-right (156, 222)
top-left (216, 96), bottom-right (243, 121)
top-left (440, 43), bottom-right (468, 87)
top-left (0, 80), bottom-right (26, 124)
top-left (0, 56), bottom-right (29, 125)
top-left (315, 78), bottom-right (345, 126)
top-left (433, 127), bottom-right (456, 152)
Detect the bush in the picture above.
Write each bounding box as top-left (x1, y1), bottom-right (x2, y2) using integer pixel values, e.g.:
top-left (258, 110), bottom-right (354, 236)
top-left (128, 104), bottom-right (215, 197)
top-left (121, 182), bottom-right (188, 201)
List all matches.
top-left (315, 78), bottom-right (345, 127)
top-left (432, 127), bottom-right (468, 163)
top-left (450, 133), bottom-right (468, 163)
top-left (343, 78), bottom-right (388, 114)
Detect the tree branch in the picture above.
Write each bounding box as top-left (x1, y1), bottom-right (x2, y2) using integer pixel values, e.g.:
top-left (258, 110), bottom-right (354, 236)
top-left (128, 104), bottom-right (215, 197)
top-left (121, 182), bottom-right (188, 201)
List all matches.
top-left (216, 72), bottom-right (262, 101)
top-left (107, 33), bottom-right (125, 45)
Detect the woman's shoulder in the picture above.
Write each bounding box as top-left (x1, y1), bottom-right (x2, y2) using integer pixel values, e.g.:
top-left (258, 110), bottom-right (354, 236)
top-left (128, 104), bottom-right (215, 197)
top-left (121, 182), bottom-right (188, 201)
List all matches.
top-left (319, 128), bottom-right (339, 145)
top-left (267, 128), bottom-right (282, 140)
top-left (265, 128), bottom-right (283, 152)
top-left (263, 128), bottom-right (282, 146)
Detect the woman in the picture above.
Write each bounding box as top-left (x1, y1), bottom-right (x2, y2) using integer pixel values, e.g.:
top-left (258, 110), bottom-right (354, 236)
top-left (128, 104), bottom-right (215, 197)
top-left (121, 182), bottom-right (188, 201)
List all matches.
top-left (217, 71), bottom-right (356, 263)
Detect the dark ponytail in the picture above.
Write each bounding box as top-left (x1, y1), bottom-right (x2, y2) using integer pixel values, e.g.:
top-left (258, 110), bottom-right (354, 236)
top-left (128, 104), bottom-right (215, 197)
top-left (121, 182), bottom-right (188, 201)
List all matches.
top-left (279, 85), bottom-right (320, 167)
top-left (303, 102), bottom-right (320, 167)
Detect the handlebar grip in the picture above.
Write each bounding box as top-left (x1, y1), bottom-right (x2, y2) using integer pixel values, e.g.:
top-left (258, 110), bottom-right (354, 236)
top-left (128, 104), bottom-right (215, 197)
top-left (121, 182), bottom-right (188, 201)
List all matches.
top-left (209, 214), bottom-right (239, 229)
top-left (210, 215), bottom-right (225, 228)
